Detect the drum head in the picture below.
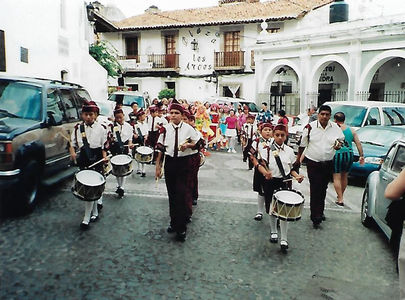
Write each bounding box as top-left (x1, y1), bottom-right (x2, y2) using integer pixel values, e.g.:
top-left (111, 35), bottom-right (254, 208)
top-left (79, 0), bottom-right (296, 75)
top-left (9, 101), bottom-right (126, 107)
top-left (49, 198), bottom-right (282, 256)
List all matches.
top-left (137, 146), bottom-right (153, 155)
top-left (274, 190), bottom-right (303, 205)
top-left (111, 154), bottom-right (132, 166)
top-left (75, 170), bottom-right (105, 186)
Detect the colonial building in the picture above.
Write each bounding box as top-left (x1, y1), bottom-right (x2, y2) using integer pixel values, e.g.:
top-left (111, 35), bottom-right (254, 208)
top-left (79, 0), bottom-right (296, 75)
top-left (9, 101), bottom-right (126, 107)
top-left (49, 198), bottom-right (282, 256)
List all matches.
top-left (0, 0), bottom-right (108, 101)
top-left (254, 0), bottom-right (405, 114)
top-left (93, 0), bottom-right (332, 103)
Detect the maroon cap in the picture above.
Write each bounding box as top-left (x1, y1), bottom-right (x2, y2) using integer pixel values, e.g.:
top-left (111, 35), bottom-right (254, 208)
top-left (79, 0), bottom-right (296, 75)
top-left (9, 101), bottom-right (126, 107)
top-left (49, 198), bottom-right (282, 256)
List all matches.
top-left (82, 101), bottom-right (99, 114)
top-left (113, 106), bottom-right (124, 116)
top-left (149, 105), bottom-right (158, 113)
top-left (136, 108), bottom-right (145, 117)
top-left (168, 100), bottom-right (184, 114)
top-left (273, 124), bottom-right (287, 133)
top-left (260, 123), bottom-right (273, 131)
top-left (246, 114), bottom-right (255, 119)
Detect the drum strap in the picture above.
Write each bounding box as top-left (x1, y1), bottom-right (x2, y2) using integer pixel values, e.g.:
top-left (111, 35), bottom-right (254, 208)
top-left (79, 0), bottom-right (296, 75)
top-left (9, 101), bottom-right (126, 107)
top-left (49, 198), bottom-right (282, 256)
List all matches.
top-left (113, 122), bottom-right (124, 153)
top-left (80, 124), bottom-right (93, 161)
top-left (136, 126), bottom-right (144, 145)
top-left (271, 143), bottom-right (288, 180)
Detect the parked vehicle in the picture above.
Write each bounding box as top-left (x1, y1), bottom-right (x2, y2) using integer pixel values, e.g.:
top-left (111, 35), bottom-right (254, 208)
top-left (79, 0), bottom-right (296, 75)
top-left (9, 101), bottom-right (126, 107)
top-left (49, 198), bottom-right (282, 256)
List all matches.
top-left (205, 96), bottom-right (261, 115)
top-left (350, 126), bottom-right (405, 178)
top-left (288, 101), bottom-right (405, 152)
top-left (0, 76), bottom-right (92, 214)
top-left (361, 139), bottom-right (405, 242)
top-left (108, 91), bottom-right (148, 117)
top-left (95, 100), bottom-right (113, 126)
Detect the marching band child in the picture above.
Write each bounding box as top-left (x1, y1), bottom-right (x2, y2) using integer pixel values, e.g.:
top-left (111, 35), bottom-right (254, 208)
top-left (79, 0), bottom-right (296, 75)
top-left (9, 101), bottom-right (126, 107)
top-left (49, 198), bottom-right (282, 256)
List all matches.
top-left (250, 124), bottom-right (304, 253)
top-left (146, 106), bottom-right (160, 163)
top-left (69, 101), bottom-right (108, 230)
top-left (134, 109), bottom-right (149, 177)
top-left (108, 107), bottom-right (134, 198)
top-left (241, 114), bottom-right (257, 170)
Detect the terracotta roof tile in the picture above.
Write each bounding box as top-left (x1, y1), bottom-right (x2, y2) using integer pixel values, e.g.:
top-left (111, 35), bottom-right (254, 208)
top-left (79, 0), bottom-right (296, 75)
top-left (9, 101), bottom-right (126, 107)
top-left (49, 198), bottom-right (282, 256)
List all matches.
top-left (115, 0), bottom-right (333, 30)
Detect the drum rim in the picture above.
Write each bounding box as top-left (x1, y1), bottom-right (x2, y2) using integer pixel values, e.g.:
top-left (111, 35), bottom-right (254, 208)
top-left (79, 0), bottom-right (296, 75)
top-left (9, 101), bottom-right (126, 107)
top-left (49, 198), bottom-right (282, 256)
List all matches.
top-left (75, 170), bottom-right (106, 186)
top-left (136, 146), bottom-right (153, 155)
top-left (111, 154), bottom-right (133, 165)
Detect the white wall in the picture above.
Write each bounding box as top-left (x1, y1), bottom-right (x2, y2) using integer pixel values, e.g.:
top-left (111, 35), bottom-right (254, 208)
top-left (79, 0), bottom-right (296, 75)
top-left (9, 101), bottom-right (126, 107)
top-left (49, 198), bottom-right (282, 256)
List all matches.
top-left (0, 0), bottom-right (108, 101)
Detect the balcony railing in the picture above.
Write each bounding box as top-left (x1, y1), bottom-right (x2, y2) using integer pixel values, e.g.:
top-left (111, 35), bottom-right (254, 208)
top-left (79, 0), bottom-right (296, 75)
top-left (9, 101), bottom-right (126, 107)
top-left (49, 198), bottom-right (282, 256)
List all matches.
top-left (214, 51), bottom-right (245, 70)
top-left (357, 91), bottom-right (405, 103)
top-left (118, 54), bottom-right (179, 72)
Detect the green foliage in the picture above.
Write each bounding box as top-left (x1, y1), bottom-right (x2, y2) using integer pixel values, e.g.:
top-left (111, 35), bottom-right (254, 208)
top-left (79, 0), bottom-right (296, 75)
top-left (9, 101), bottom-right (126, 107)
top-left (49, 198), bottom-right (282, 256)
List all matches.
top-left (89, 41), bottom-right (122, 77)
top-left (158, 88), bottom-right (175, 99)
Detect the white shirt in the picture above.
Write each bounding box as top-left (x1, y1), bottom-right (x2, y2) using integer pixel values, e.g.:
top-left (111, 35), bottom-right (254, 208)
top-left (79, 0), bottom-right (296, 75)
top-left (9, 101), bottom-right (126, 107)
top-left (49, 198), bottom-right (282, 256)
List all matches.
top-left (242, 123), bottom-right (257, 139)
top-left (109, 122), bottom-right (134, 143)
top-left (72, 122), bottom-right (108, 149)
top-left (157, 121), bottom-right (200, 157)
top-left (147, 115), bottom-right (162, 131)
top-left (300, 120), bottom-right (345, 162)
top-left (252, 139), bottom-right (296, 178)
top-left (135, 121), bottom-right (149, 136)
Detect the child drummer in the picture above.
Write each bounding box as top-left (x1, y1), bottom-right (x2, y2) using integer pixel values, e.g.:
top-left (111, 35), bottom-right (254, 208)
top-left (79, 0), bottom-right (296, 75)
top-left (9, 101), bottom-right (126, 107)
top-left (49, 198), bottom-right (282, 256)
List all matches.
top-left (249, 124), bottom-right (304, 253)
top-left (69, 101), bottom-right (108, 230)
top-left (108, 107), bottom-right (134, 198)
top-left (133, 109), bottom-right (149, 177)
top-left (241, 114), bottom-right (257, 170)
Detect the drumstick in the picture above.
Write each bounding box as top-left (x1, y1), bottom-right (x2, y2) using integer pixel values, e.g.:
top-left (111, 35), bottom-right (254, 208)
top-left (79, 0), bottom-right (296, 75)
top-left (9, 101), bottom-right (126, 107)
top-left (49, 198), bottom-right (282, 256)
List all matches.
top-left (87, 154), bottom-right (112, 169)
top-left (59, 132), bottom-right (78, 165)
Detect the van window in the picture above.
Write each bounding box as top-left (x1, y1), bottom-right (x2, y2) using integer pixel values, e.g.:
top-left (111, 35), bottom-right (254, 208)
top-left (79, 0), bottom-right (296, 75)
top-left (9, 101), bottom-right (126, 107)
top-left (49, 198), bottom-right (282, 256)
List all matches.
top-left (46, 89), bottom-right (64, 122)
top-left (0, 80), bottom-right (42, 120)
top-left (241, 102), bottom-right (260, 113)
top-left (392, 145), bottom-right (405, 174)
top-left (109, 93), bottom-right (145, 108)
top-left (329, 104), bottom-right (367, 127)
top-left (59, 90), bottom-right (78, 121)
top-left (382, 107), bottom-right (405, 126)
top-left (365, 107), bottom-right (381, 125)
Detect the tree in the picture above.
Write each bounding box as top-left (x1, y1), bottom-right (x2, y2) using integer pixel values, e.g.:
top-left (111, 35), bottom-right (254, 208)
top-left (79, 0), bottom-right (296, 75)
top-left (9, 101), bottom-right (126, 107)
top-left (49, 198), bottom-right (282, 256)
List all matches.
top-left (89, 41), bottom-right (122, 77)
top-left (158, 88), bottom-right (175, 99)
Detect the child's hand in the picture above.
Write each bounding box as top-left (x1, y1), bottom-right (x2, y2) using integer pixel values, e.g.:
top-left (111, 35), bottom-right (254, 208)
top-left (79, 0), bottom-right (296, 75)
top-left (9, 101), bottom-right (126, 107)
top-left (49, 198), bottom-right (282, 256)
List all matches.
top-left (295, 174), bottom-right (304, 183)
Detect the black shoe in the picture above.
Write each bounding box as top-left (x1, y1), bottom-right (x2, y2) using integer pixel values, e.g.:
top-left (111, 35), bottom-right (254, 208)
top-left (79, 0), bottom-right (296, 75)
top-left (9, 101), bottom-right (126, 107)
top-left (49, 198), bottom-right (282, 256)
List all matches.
top-left (313, 222), bottom-right (320, 229)
top-left (186, 217), bottom-right (192, 224)
top-left (322, 214), bottom-right (326, 221)
top-left (254, 213), bottom-right (263, 221)
top-left (141, 173), bottom-right (146, 177)
top-left (176, 231), bottom-right (186, 242)
top-left (280, 241), bottom-right (289, 253)
top-left (136, 170), bottom-right (141, 174)
top-left (116, 187), bottom-right (124, 198)
top-left (90, 215), bottom-right (98, 223)
top-left (80, 222), bottom-right (89, 230)
top-left (97, 204), bottom-right (103, 211)
top-left (192, 199), bottom-right (197, 206)
top-left (167, 225), bottom-right (175, 233)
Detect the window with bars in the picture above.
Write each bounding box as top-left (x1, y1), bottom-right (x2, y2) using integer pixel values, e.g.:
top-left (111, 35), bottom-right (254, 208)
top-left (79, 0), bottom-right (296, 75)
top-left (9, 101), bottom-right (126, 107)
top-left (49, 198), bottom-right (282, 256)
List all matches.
top-left (224, 31), bottom-right (240, 52)
top-left (125, 37), bottom-right (138, 57)
top-left (165, 35), bottom-right (176, 54)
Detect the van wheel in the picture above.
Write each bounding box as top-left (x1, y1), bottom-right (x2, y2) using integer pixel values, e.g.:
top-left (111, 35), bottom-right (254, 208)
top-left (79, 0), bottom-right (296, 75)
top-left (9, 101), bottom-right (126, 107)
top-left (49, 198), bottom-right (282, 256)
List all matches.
top-left (361, 188), bottom-right (373, 228)
top-left (14, 160), bottom-right (40, 214)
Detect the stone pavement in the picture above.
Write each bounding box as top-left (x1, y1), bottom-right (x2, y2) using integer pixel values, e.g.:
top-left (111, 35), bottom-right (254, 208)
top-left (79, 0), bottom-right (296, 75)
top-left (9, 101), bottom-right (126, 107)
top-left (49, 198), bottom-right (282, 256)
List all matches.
top-left (0, 150), bottom-right (399, 299)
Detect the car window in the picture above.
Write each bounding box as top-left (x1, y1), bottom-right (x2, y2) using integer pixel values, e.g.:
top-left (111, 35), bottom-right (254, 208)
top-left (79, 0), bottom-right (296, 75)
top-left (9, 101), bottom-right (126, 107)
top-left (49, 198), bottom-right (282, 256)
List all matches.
top-left (382, 145), bottom-right (396, 171)
top-left (382, 107), bottom-right (405, 126)
top-left (46, 89), bottom-right (64, 122)
top-left (357, 128), bottom-right (403, 147)
top-left (328, 104), bottom-right (367, 127)
top-left (109, 94), bottom-right (145, 107)
top-left (59, 89), bottom-right (79, 121)
top-left (391, 145), bottom-right (405, 173)
top-left (365, 107), bottom-right (381, 125)
top-left (0, 80), bottom-right (42, 120)
top-left (240, 102), bottom-right (260, 113)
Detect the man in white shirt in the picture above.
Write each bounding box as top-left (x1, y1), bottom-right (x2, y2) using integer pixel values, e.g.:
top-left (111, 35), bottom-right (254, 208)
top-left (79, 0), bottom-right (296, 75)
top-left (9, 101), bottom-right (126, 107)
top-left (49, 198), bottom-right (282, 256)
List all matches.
top-left (155, 101), bottom-right (200, 242)
top-left (295, 105), bottom-right (344, 228)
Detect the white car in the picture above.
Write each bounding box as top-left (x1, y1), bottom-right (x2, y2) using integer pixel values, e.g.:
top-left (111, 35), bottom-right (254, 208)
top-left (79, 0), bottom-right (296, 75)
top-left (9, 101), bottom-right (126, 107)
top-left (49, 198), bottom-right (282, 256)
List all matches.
top-left (108, 91), bottom-right (149, 118)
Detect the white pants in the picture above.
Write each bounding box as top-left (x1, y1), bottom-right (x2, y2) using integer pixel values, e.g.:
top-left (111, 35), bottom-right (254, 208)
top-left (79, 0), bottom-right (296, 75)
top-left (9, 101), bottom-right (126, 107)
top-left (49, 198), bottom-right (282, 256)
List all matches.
top-left (116, 176), bottom-right (126, 188)
top-left (270, 214), bottom-right (288, 242)
top-left (399, 230), bottom-right (405, 299)
top-left (257, 195), bottom-right (265, 214)
top-left (83, 200), bottom-right (98, 224)
top-left (137, 162), bottom-right (146, 173)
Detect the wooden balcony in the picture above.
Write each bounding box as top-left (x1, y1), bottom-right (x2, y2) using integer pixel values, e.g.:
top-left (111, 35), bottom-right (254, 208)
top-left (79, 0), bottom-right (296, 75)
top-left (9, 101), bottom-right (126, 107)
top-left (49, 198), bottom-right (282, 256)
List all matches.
top-left (118, 54), bottom-right (179, 73)
top-left (214, 51), bottom-right (245, 71)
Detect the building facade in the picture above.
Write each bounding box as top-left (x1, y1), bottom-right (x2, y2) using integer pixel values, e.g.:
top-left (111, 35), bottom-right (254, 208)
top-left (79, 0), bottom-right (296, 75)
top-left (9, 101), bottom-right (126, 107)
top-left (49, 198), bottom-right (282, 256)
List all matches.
top-left (0, 0), bottom-right (108, 101)
top-left (254, 0), bottom-right (405, 114)
top-left (94, 0), bottom-right (332, 103)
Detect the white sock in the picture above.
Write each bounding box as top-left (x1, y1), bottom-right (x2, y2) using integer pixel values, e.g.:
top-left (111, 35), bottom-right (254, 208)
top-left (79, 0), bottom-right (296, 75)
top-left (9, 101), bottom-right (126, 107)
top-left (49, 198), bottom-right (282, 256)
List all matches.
top-left (116, 176), bottom-right (125, 188)
top-left (83, 201), bottom-right (96, 223)
top-left (97, 196), bottom-right (103, 205)
top-left (257, 194), bottom-right (265, 214)
top-left (141, 163), bottom-right (145, 173)
top-left (280, 220), bottom-right (288, 242)
top-left (269, 214), bottom-right (278, 234)
top-left (137, 162), bottom-right (141, 172)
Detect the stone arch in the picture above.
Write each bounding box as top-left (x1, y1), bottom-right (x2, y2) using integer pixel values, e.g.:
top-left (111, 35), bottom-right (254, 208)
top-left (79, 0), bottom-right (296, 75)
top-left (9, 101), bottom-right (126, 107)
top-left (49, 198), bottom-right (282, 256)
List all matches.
top-left (309, 55), bottom-right (350, 92)
top-left (261, 59), bottom-right (302, 93)
top-left (359, 49), bottom-right (405, 92)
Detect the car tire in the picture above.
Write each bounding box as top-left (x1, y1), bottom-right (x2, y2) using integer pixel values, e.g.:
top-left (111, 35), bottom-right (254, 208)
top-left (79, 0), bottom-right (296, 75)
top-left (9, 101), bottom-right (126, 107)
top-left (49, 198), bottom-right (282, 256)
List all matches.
top-left (13, 160), bottom-right (40, 214)
top-left (361, 188), bottom-right (374, 228)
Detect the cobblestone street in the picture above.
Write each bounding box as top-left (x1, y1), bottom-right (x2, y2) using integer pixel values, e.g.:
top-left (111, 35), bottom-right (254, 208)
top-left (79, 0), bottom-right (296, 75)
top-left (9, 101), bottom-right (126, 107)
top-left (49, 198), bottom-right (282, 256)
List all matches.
top-left (0, 150), bottom-right (399, 299)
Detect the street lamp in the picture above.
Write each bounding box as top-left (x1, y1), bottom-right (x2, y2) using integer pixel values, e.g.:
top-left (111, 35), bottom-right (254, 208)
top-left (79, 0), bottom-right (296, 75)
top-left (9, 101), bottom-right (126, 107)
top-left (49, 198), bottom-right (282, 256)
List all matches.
top-left (191, 39), bottom-right (198, 51)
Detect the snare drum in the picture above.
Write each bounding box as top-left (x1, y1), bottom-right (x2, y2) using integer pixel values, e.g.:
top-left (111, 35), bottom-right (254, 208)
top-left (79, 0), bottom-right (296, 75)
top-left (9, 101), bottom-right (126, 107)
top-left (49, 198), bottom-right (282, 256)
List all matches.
top-left (72, 170), bottom-right (105, 201)
top-left (134, 146), bottom-right (153, 163)
top-left (270, 189), bottom-right (304, 221)
top-left (110, 154), bottom-right (133, 177)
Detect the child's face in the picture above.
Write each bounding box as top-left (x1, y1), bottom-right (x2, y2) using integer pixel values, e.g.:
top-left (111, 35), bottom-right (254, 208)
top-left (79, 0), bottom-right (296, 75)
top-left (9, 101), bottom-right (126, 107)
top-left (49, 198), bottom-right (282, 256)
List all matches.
top-left (247, 118), bottom-right (254, 124)
top-left (138, 114), bottom-right (146, 122)
top-left (188, 119), bottom-right (195, 127)
top-left (82, 111), bottom-right (96, 125)
top-left (182, 115), bottom-right (189, 123)
top-left (132, 104), bottom-right (138, 112)
top-left (261, 127), bottom-right (272, 139)
top-left (230, 110), bottom-right (235, 116)
top-left (115, 113), bottom-right (125, 125)
top-left (273, 129), bottom-right (287, 145)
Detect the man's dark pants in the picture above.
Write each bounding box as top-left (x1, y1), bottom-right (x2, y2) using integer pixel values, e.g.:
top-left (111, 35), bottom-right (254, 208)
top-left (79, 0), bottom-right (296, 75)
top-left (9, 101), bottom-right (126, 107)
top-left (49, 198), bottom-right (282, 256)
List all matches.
top-left (306, 159), bottom-right (333, 224)
top-left (164, 155), bottom-right (192, 233)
